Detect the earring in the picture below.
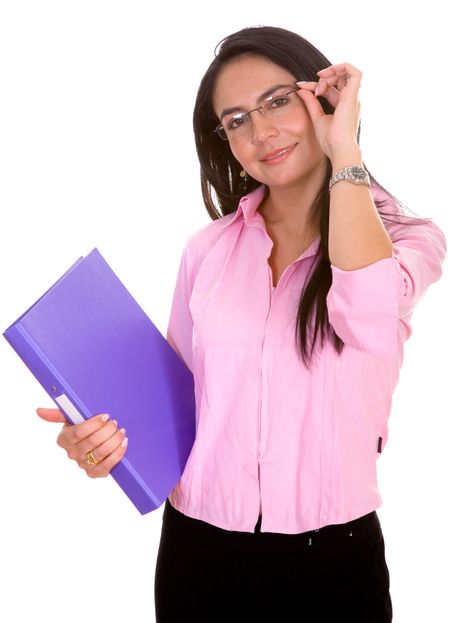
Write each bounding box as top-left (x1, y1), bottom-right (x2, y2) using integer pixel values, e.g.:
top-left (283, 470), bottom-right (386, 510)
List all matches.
top-left (240, 169), bottom-right (247, 178)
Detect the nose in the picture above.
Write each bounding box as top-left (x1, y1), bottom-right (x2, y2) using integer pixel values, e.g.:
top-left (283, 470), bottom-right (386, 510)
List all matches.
top-left (249, 110), bottom-right (279, 143)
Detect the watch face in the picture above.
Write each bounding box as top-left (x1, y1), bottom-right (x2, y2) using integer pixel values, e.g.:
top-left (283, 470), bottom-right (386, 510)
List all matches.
top-left (350, 166), bottom-right (367, 181)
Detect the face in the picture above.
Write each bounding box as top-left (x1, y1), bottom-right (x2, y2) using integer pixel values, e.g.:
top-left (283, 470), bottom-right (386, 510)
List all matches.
top-left (212, 54), bottom-right (327, 190)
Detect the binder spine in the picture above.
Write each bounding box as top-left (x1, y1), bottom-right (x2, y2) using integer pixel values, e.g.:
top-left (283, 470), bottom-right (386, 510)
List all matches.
top-left (4, 323), bottom-right (162, 514)
top-left (111, 458), bottom-right (162, 513)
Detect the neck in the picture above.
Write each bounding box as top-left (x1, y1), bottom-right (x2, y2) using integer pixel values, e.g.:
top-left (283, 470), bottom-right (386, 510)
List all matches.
top-left (258, 162), bottom-right (327, 235)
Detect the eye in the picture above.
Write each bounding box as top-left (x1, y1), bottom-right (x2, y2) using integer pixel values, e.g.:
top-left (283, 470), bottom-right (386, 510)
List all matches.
top-left (269, 95), bottom-right (290, 108)
top-left (228, 114), bottom-right (248, 130)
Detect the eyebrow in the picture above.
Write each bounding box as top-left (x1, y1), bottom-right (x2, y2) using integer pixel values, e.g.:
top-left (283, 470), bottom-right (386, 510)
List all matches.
top-left (219, 83), bottom-right (295, 121)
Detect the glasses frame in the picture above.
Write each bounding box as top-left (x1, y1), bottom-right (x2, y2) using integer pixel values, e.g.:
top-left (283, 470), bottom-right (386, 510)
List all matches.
top-left (213, 85), bottom-right (301, 141)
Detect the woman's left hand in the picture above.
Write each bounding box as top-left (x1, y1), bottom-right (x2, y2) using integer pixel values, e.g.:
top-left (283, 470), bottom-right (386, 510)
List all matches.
top-left (296, 63), bottom-right (362, 161)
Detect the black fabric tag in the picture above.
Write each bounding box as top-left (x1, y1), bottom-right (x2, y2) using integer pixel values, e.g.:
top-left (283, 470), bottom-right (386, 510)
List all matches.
top-left (377, 436), bottom-right (383, 453)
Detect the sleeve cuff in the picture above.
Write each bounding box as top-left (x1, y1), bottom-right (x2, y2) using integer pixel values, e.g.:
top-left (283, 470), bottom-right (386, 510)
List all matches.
top-left (326, 256), bottom-right (399, 357)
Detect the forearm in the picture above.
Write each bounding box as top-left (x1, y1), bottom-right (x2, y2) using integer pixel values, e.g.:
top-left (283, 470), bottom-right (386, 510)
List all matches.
top-left (328, 146), bottom-right (393, 271)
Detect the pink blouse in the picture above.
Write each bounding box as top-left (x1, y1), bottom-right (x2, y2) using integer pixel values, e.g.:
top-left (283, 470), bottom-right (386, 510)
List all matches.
top-left (166, 183), bottom-right (446, 534)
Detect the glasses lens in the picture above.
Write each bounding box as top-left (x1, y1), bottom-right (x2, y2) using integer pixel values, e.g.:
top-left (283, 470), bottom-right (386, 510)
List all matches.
top-left (219, 87), bottom-right (298, 140)
top-left (222, 112), bottom-right (248, 137)
top-left (264, 89), bottom-right (297, 113)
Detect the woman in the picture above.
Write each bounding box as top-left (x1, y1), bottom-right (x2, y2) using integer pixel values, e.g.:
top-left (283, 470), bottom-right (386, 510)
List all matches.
top-left (37, 26), bottom-right (446, 622)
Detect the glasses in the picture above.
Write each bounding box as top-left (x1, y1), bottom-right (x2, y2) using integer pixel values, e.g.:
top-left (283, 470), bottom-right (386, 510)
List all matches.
top-left (214, 86), bottom-right (301, 141)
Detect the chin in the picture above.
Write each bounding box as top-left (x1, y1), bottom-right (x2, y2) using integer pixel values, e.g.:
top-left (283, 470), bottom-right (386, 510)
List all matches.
top-left (258, 168), bottom-right (305, 188)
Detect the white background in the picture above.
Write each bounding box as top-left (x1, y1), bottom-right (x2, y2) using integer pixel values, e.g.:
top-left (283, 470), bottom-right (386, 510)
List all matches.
top-left (1, 1), bottom-right (449, 621)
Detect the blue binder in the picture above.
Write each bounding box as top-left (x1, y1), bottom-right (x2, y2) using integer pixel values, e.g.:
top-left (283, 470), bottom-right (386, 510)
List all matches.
top-left (3, 248), bottom-right (196, 514)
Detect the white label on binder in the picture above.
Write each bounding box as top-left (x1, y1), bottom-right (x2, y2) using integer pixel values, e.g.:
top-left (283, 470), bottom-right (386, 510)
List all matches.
top-left (54, 394), bottom-right (85, 425)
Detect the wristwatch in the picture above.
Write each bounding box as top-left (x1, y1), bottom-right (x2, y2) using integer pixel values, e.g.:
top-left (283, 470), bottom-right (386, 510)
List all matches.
top-left (329, 165), bottom-right (371, 192)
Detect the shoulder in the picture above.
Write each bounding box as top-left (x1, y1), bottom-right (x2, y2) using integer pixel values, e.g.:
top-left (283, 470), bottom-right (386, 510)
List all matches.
top-left (183, 211), bottom-right (239, 269)
top-left (180, 183), bottom-right (266, 272)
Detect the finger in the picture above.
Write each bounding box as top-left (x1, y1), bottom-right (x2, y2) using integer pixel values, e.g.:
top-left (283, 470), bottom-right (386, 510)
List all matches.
top-left (87, 426), bottom-right (126, 465)
top-left (317, 63), bottom-right (361, 78)
top-left (36, 407), bottom-right (69, 423)
top-left (297, 79), bottom-right (338, 102)
top-left (317, 64), bottom-right (362, 97)
top-left (297, 89), bottom-right (325, 121)
top-left (296, 81), bottom-right (316, 90)
top-left (87, 436), bottom-right (129, 478)
top-left (315, 79), bottom-right (340, 108)
top-left (81, 421), bottom-right (125, 461)
top-left (316, 74), bottom-right (351, 95)
top-left (296, 87), bottom-right (328, 123)
top-left (57, 412), bottom-right (112, 448)
top-left (317, 75), bottom-right (349, 95)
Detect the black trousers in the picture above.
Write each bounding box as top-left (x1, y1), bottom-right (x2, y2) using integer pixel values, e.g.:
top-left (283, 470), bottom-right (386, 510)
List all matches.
top-left (154, 499), bottom-right (393, 622)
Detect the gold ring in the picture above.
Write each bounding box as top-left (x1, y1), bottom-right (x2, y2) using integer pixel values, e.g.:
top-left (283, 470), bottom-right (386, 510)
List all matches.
top-left (86, 449), bottom-right (99, 465)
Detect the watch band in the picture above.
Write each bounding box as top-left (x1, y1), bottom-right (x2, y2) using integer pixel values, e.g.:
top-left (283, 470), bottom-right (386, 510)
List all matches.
top-left (329, 165), bottom-right (370, 192)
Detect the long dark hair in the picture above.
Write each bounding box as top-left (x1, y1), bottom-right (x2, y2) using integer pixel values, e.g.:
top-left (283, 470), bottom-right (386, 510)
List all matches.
top-left (193, 25), bottom-right (432, 368)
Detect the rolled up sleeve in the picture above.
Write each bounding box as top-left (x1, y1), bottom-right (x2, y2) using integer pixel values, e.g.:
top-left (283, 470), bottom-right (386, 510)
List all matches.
top-left (326, 220), bottom-right (447, 357)
top-left (166, 245), bottom-right (194, 372)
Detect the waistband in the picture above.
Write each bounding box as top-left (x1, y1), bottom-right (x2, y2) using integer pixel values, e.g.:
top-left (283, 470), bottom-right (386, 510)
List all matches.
top-left (162, 499), bottom-right (381, 553)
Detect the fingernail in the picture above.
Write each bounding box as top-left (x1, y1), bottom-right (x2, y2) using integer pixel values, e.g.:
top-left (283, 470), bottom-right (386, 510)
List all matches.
top-left (112, 419), bottom-right (118, 427)
top-left (101, 413), bottom-right (110, 422)
top-left (296, 81), bottom-right (308, 85)
top-left (121, 437), bottom-right (128, 448)
top-left (120, 427), bottom-right (126, 435)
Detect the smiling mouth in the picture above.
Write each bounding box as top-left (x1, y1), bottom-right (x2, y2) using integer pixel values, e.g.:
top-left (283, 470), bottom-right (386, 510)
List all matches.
top-left (261, 143), bottom-right (297, 162)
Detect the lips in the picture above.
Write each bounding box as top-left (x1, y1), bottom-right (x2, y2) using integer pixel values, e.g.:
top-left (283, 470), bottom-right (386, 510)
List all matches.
top-left (261, 143), bottom-right (297, 162)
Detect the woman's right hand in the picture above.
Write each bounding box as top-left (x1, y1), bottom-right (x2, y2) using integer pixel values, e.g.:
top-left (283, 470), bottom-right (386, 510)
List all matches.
top-left (36, 408), bottom-right (128, 478)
